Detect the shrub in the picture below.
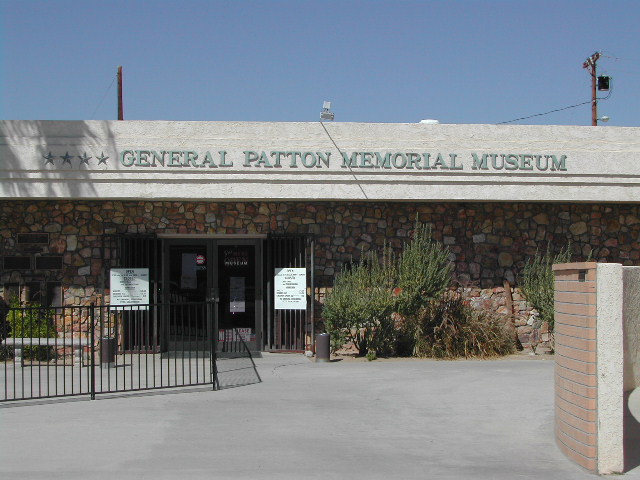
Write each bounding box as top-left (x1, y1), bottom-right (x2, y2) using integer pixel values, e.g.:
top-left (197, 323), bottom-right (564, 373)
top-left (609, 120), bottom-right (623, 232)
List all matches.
top-left (413, 292), bottom-right (515, 359)
top-left (0, 296), bottom-right (9, 360)
top-left (322, 248), bottom-right (397, 356)
top-left (322, 220), bottom-right (518, 360)
top-left (392, 220), bottom-right (454, 356)
top-left (6, 299), bottom-right (57, 361)
top-left (521, 244), bottom-right (573, 332)
top-left (393, 220), bottom-right (453, 318)
top-left (322, 220), bottom-right (455, 358)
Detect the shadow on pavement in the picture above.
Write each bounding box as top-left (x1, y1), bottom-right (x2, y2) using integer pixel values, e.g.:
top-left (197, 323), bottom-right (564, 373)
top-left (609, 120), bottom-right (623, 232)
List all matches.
top-left (216, 352), bottom-right (262, 389)
top-left (625, 388), bottom-right (640, 472)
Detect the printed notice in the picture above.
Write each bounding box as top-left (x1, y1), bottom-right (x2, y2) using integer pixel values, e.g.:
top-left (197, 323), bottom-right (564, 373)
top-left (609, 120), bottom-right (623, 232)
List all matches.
top-left (274, 268), bottom-right (306, 310)
top-left (218, 328), bottom-right (253, 342)
top-left (110, 268), bottom-right (150, 309)
top-left (229, 276), bottom-right (246, 313)
top-left (181, 253), bottom-right (198, 289)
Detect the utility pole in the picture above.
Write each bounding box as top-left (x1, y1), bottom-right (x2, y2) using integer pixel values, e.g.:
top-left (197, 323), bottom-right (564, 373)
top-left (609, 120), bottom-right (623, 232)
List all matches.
top-left (117, 66), bottom-right (124, 120)
top-left (582, 52), bottom-right (600, 126)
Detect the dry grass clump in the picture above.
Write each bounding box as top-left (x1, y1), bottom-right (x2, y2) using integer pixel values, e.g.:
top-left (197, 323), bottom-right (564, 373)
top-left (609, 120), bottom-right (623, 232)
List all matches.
top-left (413, 291), bottom-right (515, 359)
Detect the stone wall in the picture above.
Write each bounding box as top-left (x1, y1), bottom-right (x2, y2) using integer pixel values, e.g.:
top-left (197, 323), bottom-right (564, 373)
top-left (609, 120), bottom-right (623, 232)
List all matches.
top-left (1, 200), bottom-right (638, 346)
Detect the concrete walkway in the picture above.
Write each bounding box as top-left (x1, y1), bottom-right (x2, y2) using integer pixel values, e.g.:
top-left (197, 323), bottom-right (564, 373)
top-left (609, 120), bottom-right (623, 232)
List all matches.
top-left (1, 353), bottom-right (638, 479)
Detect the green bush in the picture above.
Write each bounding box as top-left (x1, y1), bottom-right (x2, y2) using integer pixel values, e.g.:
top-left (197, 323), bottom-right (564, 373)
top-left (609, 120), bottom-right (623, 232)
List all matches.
top-left (413, 292), bottom-right (515, 359)
top-left (7, 299), bottom-right (57, 361)
top-left (394, 221), bottom-right (453, 317)
top-left (392, 221), bottom-right (453, 357)
top-left (322, 220), bottom-right (518, 359)
top-left (521, 244), bottom-right (573, 332)
top-left (322, 248), bottom-right (397, 356)
top-left (322, 220), bottom-right (454, 358)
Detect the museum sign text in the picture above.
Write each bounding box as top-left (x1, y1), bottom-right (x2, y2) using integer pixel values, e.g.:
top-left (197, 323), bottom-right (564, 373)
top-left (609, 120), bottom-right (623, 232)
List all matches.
top-left (119, 150), bottom-right (567, 171)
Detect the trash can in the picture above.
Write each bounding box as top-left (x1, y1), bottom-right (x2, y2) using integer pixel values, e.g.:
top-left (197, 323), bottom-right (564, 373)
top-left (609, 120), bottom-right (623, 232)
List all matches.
top-left (101, 337), bottom-right (116, 367)
top-left (315, 333), bottom-right (330, 363)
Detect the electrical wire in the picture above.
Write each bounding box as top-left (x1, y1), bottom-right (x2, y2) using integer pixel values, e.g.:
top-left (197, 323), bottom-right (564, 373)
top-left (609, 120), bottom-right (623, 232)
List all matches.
top-left (497, 89), bottom-right (612, 125)
top-left (500, 52), bottom-right (620, 125)
top-left (497, 101), bottom-right (592, 125)
top-left (90, 75), bottom-right (117, 119)
top-left (600, 52), bottom-right (620, 61)
top-left (319, 121), bottom-right (369, 200)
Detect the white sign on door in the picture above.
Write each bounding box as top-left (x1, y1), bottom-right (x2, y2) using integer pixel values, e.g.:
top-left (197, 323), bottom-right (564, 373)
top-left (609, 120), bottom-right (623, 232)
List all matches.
top-left (229, 276), bottom-right (246, 313)
top-left (274, 268), bottom-right (307, 310)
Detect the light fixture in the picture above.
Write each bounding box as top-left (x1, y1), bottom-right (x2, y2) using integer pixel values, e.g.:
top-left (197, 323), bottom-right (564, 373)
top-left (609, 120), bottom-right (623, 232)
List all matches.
top-left (599, 115), bottom-right (610, 123)
top-left (320, 101), bottom-right (334, 121)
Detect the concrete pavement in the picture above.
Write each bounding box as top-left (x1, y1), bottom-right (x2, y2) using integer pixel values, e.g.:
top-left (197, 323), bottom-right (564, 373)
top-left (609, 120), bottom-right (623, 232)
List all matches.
top-left (2, 353), bottom-right (638, 479)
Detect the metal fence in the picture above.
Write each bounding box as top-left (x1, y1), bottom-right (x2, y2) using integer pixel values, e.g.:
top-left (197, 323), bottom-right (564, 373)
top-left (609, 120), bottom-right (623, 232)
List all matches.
top-left (265, 234), bottom-right (314, 352)
top-left (0, 302), bottom-right (261, 402)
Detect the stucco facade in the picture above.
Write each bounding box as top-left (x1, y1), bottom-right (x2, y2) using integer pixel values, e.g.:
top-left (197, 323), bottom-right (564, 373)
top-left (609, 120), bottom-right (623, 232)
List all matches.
top-left (2, 120), bottom-right (639, 202)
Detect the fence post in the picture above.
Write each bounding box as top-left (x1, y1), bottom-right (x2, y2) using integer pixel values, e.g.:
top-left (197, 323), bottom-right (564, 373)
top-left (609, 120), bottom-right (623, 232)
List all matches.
top-left (207, 289), bottom-right (220, 391)
top-left (90, 303), bottom-right (96, 400)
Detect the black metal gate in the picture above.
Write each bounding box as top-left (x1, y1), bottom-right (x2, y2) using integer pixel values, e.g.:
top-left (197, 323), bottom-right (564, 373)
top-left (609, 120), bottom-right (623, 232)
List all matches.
top-left (102, 234), bottom-right (162, 352)
top-left (264, 234), bottom-right (314, 352)
top-left (0, 301), bottom-right (261, 402)
top-left (103, 233), bottom-right (317, 353)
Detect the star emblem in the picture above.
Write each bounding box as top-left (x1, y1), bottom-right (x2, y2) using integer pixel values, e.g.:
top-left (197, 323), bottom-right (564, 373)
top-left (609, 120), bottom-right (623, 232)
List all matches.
top-left (96, 152), bottom-right (109, 165)
top-left (61, 152), bottom-right (73, 165)
top-left (78, 152), bottom-right (92, 165)
top-left (43, 152), bottom-right (56, 165)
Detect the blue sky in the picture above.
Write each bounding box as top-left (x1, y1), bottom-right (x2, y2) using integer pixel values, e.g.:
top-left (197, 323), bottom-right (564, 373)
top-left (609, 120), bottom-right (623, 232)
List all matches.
top-left (1, 0), bottom-right (639, 126)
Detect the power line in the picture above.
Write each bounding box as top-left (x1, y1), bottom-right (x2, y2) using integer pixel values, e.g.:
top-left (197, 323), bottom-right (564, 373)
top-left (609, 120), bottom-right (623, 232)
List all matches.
top-left (90, 75), bottom-right (117, 119)
top-left (319, 121), bottom-right (369, 200)
top-left (500, 51), bottom-right (616, 125)
top-left (496, 100), bottom-right (592, 125)
top-left (498, 88), bottom-right (613, 126)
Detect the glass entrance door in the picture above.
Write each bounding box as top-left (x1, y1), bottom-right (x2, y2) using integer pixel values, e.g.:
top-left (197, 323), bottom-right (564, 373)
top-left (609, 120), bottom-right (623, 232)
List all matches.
top-left (166, 243), bottom-right (209, 339)
top-left (217, 243), bottom-right (257, 351)
top-left (163, 238), bottom-right (262, 352)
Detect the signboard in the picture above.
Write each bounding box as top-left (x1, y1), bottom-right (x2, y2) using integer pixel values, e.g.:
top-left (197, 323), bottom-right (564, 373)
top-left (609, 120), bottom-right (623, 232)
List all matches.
top-left (181, 253), bottom-right (198, 289)
top-left (229, 276), bottom-right (246, 313)
top-left (117, 149), bottom-right (568, 172)
top-left (110, 268), bottom-right (150, 309)
top-left (274, 268), bottom-right (307, 310)
top-left (218, 328), bottom-right (253, 342)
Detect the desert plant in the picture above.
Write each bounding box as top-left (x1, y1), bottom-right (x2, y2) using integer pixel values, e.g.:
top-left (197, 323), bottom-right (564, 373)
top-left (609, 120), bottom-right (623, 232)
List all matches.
top-left (414, 291), bottom-right (515, 359)
top-left (393, 220), bottom-right (453, 318)
top-left (322, 248), bottom-right (397, 356)
top-left (323, 220), bottom-right (454, 357)
top-left (521, 243), bottom-right (573, 332)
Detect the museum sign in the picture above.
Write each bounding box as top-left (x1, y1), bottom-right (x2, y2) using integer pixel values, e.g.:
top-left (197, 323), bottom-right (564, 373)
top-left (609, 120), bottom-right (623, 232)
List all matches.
top-left (119, 149), bottom-right (567, 172)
